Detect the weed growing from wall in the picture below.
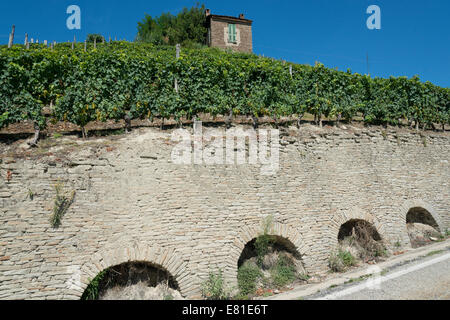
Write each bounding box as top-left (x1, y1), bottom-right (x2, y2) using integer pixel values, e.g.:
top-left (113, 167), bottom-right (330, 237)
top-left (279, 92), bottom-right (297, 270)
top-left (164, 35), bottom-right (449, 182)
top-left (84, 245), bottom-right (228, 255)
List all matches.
top-left (255, 215), bottom-right (276, 267)
top-left (271, 255), bottom-right (297, 287)
top-left (201, 270), bottom-right (232, 300)
top-left (81, 269), bottom-right (109, 300)
top-left (50, 182), bottom-right (76, 228)
top-left (422, 136), bottom-right (428, 147)
top-left (329, 249), bottom-right (357, 273)
top-left (237, 262), bottom-right (263, 296)
top-left (28, 188), bottom-right (34, 200)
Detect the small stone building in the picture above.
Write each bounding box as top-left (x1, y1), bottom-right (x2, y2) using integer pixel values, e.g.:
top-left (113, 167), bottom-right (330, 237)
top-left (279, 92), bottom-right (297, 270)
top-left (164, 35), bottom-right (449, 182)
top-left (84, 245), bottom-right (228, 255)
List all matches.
top-left (205, 9), bottom-right (253, 53)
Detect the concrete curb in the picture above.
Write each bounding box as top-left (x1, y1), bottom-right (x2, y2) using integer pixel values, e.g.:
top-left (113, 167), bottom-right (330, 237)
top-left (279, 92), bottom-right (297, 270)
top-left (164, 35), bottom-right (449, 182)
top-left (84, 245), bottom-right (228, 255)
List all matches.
top-left (263, 239), bottom-right (450, 300)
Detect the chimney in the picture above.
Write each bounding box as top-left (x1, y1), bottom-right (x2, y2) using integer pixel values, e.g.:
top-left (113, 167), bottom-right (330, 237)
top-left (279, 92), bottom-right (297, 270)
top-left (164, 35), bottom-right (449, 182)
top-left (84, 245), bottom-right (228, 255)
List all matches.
top-left (205, 9), bottom-right (211, 17)
top-left (239, 13), bottom-right (245, 19)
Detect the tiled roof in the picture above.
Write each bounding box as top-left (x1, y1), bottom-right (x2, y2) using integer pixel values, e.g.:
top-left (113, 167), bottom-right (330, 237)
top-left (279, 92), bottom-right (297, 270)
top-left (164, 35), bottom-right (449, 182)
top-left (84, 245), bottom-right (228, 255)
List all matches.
top-left (207, 14), bottom-right (253, 24)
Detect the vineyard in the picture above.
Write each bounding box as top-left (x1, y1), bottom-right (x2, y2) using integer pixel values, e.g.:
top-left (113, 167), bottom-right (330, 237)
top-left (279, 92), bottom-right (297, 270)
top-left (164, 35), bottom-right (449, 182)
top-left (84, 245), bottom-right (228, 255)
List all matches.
top-left (0, 42), bottom-right (449, 139)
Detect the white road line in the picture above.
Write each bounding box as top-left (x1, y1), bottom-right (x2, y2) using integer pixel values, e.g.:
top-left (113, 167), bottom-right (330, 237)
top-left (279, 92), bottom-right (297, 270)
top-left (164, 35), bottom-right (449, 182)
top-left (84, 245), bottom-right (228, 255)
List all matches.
top-left (316, 252), bottom-right (450, 300)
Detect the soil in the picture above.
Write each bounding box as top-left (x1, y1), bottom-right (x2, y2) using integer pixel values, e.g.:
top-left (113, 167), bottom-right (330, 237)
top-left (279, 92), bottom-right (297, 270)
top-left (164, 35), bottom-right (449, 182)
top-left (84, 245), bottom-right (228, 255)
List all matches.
top-left (100, 282), bottom-right (184, 300)
top-left (93, 262), bottom-right (183, 301)
top-left (407, 223), bottom-right (442, 248)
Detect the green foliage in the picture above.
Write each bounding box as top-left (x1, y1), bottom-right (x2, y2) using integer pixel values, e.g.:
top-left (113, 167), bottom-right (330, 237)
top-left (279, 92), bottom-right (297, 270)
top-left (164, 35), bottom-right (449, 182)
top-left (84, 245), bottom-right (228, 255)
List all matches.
top-left (255, 235), bottom-right (275, 267)
top-left (50, 182), bottom-right (75, 228)
top-left (329, 249), bottom-right (357, 273)
top-left (28, 188), bottom-right (34, 200)
top-left (201, 270), bottom-right (231, 300)
top-left (237, 262), bottom-right (263, 296)
top-left (87, 34), bottom-right (104, 43)
top-left (81, 269), bottom-right (109, 300)
top-left (373, 246), bottom-right (388, 258)
top-left (136, 3), bottom-right (207, 47)
top-left (422, 136), bottom-right (428, 147)
top-left (255, 215), bottom-right (275, 267)
top-left (426, 250), bottom-right (444, 257)
top-left (271, 255), bottom-right (297, 288)
top-left (233, 294), bottom-right (250, 300)
top-left (0, 43), bottom-right (448, 132)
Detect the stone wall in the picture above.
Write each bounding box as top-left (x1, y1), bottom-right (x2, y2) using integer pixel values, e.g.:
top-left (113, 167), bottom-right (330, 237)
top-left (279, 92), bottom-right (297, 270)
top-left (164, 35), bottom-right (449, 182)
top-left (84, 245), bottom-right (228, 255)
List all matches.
top-left (0, 124), bottom-right (448, 299)
top-left (209, 18), bottom-right (253, 53)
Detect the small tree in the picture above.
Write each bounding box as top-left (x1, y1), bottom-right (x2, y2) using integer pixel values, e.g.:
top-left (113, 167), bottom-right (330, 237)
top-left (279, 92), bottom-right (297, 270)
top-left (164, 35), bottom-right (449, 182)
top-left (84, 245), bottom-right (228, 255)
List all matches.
top-left (87, 34), bottom-right (104, 43)
top-left (136, 3), bottom-right (207, 46)
top-left (201, 270), bottom-right (231, 300)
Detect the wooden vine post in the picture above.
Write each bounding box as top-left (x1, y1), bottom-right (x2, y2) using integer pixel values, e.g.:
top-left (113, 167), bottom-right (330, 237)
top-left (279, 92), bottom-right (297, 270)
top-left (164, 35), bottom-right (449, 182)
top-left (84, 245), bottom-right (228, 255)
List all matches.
top-left (27, 122), bottom-right (41, 148)
top-left (175, 44), bottom-right (181, 93)
top-left (8, 25), bottom-right (15, 48)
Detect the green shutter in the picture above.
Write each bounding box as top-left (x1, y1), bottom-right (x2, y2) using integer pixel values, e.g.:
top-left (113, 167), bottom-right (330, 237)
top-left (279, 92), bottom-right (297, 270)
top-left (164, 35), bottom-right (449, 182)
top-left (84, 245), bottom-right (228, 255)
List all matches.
top-left (232, 24), bottom-right (236, 42)
top-left (228, 24), bottom-right (236, 43)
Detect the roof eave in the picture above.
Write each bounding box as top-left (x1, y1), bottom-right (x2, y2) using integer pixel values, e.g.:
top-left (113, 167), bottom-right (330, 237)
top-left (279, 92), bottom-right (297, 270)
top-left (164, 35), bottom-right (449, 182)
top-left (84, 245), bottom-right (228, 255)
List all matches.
top-left (208, 15), bottom-right (253, 24)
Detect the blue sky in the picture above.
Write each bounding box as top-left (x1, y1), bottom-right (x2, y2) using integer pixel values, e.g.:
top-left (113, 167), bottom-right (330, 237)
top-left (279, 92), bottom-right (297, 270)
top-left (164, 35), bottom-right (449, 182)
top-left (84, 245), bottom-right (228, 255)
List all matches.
top-left (1, 0), bottom-right (449, 87)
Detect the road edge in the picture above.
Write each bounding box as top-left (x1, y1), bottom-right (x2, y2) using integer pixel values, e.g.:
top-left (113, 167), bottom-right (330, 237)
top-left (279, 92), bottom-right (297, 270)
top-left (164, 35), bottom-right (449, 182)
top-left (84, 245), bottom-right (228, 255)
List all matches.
top-left (263, 239), bottom-right (450, 300)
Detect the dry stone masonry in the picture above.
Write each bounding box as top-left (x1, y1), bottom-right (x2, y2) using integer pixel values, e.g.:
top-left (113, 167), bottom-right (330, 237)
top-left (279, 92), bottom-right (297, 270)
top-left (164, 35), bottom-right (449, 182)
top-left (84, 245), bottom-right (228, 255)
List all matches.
top-left (0, 124), bottom-right (449, 299)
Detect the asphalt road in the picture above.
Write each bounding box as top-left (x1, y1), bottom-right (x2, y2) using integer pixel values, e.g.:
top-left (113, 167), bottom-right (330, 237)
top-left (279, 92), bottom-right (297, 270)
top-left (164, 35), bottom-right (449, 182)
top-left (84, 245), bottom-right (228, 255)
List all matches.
top-left (309, 251), bottom-right (450, 300)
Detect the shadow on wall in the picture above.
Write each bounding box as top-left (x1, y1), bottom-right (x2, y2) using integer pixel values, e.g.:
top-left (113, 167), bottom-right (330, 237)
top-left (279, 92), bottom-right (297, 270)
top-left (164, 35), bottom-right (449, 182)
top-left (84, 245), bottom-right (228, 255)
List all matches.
top-left (81, 261), bottom-right (181, 300)
top-left (406, 207), bottom-right (443, 248)
top-left (330, 219), bottom-right (387, 272)
top-left (238, 235), bottom-right (302, 268)
top-left (407, 207), bottom-right (441, 231)
top-left (235, 235), bottom-right (308, 298)
top-left (338, 219), bottom-right (382, 242)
